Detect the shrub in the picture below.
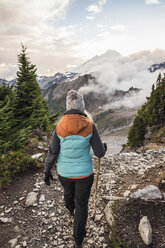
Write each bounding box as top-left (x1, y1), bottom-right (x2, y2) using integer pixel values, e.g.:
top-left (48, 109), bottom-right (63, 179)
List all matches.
top-left (0, 151), bottom-right (44, 187)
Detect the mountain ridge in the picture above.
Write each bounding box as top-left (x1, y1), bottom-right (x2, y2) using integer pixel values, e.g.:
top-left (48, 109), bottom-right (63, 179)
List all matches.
top-left (1, 48), bottom-right (165, 91)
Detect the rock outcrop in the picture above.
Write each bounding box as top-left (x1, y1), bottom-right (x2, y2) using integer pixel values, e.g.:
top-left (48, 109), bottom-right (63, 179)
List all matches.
top-left (139, 216), bottom-right (152, 245)
top-left (25, 192), bottom-right (38, 207)
top-left (131, 185), bottom-right (162, 200)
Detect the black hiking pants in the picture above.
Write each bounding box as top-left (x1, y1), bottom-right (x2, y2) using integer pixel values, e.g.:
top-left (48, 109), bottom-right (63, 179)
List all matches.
top-left (58, 173), bottom-right (94, 244)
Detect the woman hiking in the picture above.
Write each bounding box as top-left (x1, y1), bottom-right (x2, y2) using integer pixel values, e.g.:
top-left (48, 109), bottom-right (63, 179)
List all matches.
top-left (44, 90), bottom-right (107, 248)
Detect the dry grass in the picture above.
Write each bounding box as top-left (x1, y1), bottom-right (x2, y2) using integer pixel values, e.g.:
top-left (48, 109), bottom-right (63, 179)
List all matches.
top-left (152, 126), bottom-right (165, 144)
top-left (145, 142), bottom-right (165, 150)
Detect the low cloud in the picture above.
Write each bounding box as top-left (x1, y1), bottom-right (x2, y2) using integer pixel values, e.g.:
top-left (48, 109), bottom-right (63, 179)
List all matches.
top-left (86, 5), bottom-right (102, 14)
top-left (145, 0), bottom-right (161, 5)
top-left (86, 16), bottom-right (96, 21)
top-left (86, 0), bottom-right (107, 20)
top-left (110, 25), bottom-right (129, 31)
top-left (78, 79), bottom-right (102, 95)
top-left (0, 63), bottom-right (17, 80)
top-left (75, 49), bottom-right (165, 109)
top-left (104, 90), bottom-right (149, 110)
top-left (0, 0), bottom-right (72, 28)
top-left (0, 0), bottom-right (83, 79)
top-left (98, 0), bottom-right (107, 5)
top-left (66, 64), bottom-right (77, 69)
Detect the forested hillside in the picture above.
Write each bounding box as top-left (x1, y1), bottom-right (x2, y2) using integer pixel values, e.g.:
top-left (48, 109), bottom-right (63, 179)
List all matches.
top-left (127, 73), bottom-right (165, 147)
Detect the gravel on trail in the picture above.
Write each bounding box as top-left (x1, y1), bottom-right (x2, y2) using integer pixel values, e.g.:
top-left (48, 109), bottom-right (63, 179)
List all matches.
top-left (0, 147), bottom-right (165, 248)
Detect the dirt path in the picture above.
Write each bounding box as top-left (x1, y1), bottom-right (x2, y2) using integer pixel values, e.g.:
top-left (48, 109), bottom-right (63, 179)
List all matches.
top-left (0, 159), bottom-right (111, 248)
top-left (0, 147), bottom-right (165, 248)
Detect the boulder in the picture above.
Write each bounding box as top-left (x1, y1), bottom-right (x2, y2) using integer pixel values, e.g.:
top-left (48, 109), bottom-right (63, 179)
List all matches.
top-left (123, 190), bottom-right (131, 198)
top-left (22, 241), bottom-right (27, 247)
top-left (39, 194), bottom-right (45, 202)
top-left (130, 184), bottom-right (138, 190)
top-left (139, 216), bottom-right (152, 245)
top-left (9, 238), bottom-right (18, 248)
top-left (25, 192), bottom-right (38, 207)
top-left (31, 153), bottom-right (43, 159)
top-left (14, 225), bottom-right (21, 233)
top-left (0, 217), bottom-right (12, 223)
top-left (104, 201), bottom-right (114, 227)
top-left (95, 214), bottom-right (103, 221)
top-left (102, 195), bottom-right (125, 201)
top-left (131, 185), bottom-right (162, 200)
top-left (42, 136), bottom-right (48, 141)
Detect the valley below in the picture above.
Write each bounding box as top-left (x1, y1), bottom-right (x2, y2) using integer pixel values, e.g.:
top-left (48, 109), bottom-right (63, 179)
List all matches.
top-left (101, 129), bottom-right (128, 155)
top-left (95, 108), bottom-right (138, 155)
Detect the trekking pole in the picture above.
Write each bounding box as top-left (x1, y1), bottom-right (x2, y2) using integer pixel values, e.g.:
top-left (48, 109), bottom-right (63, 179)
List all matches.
top-left (92, 157), bottom-right (101, 220)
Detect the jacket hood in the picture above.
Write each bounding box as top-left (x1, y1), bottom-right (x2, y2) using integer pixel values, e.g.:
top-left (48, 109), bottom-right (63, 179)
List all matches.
top-left (59, 114), bottom-right (90, 135)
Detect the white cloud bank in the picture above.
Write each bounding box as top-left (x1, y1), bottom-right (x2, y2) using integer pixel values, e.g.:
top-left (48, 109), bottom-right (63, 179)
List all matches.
top-left (0, 0), bottom-right (84, 78)
top-left (86, 5), bottom-right (102, 14)
top-left (86, 16), bottom-right (96, 21)
top-left (76, 49), bottom-right (165, 109)
top-left (0, 63), bottom-right (17, 80)
top-left (86, 0), bottom-right (107, 20)
top-left (145, 0), bottom-right (161, 5)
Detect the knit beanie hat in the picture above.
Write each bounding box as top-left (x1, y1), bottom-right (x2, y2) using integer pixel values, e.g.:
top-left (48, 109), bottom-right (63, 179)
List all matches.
top-left (66, 90), bottom-right (85, 112)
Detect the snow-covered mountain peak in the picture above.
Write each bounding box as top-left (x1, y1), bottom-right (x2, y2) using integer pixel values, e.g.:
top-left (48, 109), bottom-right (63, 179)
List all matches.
top-left (74, 49), bottom-right (122, 75)
top-left (102, 49), bottom-right (121, 58)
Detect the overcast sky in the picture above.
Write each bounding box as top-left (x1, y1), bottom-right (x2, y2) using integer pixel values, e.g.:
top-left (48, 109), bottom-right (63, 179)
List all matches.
top-left (0, 0), bottom-right (165, 79)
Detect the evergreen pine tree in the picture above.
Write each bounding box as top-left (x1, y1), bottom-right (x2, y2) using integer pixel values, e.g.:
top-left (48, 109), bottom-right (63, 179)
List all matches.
top-left (41, 114), bottom-right (50, 131)
top-left (15, 44), bottom-right (50, 130)
top-left (0, 80), bottom-right (14, 103)
top-left (30, 95), bottom-right (50, 129)
top-left (0, 88), bottom-right (16, 152)
top-left (128, 115), bottom-right (146, 147)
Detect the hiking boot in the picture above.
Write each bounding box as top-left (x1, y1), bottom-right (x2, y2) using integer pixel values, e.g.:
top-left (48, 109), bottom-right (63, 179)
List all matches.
top-left (69, 209), bottom-right (74, 217)
top-left (75, 243), bottom-right (83, 248)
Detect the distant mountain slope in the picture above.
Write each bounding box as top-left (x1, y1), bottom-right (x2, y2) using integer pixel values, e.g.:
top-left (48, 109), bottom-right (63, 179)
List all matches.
top-left (0, 78), bottom-right (16, 86)
top-left (1, 50), bottom-right (165, 92)
top-left (74, 50), bottom-right (165, 77)
top-left (42, 73), bottom-right (140, 117)
top-left (148, 62), bottom-right (165, 72)
top-left (37, 72), bottom-right (77, 89)
top-left (0, 78), bottom-right (5, 85)
top-left (42, 74), bottom-right (108, 114)
top-left (0, 72), bottom-right (77, 89)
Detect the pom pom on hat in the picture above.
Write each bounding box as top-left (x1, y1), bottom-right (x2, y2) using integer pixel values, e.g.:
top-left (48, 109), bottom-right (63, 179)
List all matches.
top-left (66, 90), bottom-right (85, 112)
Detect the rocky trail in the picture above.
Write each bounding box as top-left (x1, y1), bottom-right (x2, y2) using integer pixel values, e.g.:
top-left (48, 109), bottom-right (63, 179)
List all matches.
top-left (0, 147), bottom-right (165, 248)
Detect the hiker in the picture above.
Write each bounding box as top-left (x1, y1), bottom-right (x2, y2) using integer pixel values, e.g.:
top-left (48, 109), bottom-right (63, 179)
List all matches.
top-left (44, 90), bottom-right (107, 248)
